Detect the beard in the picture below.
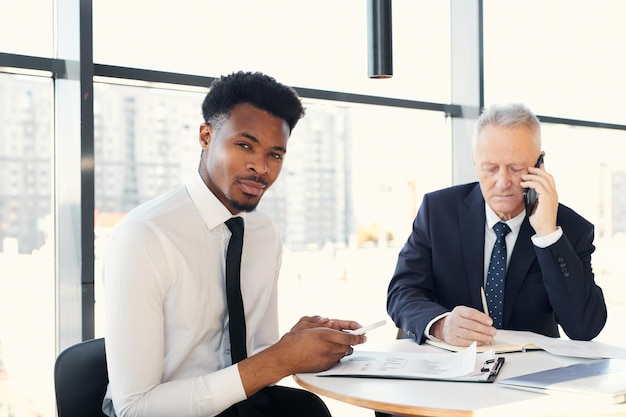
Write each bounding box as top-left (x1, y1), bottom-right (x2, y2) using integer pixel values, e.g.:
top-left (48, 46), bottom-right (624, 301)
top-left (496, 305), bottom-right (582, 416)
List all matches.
top-left (229, 197), bottom-right (259, 213)
top-left (228, 175), bottom-right (269, 212)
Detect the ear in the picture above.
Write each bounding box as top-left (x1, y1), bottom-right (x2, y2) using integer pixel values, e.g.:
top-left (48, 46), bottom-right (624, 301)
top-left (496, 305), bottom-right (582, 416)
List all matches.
top-left (199, 123), bottom-right (213, 150)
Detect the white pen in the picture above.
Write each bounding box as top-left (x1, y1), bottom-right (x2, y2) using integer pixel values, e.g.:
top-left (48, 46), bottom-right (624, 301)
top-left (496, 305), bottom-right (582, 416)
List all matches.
top-left (345, 319), bottom-right (387, 335)
top-left (480, 287), bottom-right (495, 346)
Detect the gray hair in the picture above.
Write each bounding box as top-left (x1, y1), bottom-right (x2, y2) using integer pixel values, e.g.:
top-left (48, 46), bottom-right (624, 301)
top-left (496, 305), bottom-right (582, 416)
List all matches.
top-left (473, 102), bottom-right (541, 150)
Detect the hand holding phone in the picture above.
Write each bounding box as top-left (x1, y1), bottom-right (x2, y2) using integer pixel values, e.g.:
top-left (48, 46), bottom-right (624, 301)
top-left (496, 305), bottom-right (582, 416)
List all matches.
top-left (523, 154), bottom-right (544, 217)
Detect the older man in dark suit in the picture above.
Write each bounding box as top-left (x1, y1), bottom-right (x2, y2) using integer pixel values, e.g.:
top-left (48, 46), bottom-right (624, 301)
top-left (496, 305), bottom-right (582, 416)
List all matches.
top-left (387, 102), bottom-right (607, 347)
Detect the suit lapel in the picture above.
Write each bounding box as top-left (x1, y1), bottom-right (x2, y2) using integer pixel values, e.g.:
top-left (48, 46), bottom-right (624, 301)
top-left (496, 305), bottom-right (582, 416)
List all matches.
top-left (502, 217), bottom-right (536, 326)
top-left (459, 185), bottom-right (487, 309)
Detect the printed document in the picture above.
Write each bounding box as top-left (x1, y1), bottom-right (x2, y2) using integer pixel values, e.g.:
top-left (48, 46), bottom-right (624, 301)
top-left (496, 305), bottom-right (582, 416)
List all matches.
top-left (317, 342), bottom-right (503, 382)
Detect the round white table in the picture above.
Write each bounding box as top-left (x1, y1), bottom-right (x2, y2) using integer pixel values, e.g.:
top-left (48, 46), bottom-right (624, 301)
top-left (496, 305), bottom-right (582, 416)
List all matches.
top-left (294, 339), bottom-right (626, 417)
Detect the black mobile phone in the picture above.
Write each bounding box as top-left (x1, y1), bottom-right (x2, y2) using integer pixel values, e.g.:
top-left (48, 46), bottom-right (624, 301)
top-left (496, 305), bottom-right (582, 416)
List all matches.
top-left (523, 154), bottom-right (544, 217)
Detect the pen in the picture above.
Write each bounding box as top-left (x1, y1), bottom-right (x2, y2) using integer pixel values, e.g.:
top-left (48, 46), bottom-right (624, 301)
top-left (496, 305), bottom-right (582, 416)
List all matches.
top-left (480, 287), bottom-right (495, 346)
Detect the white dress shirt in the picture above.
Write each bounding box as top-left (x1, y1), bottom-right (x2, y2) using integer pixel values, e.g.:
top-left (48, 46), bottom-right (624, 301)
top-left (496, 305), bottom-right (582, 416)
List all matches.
top-left (483, 205), bottom-right (525, 283)
top-left (102, 172), bottom-right (282, 417)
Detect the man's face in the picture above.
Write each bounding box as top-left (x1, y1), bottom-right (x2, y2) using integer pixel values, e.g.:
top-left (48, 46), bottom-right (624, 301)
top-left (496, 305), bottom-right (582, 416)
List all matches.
top-left (198, 102), bottom-right (290, 214)
top-left (474, 124), bottom-right (540, 220)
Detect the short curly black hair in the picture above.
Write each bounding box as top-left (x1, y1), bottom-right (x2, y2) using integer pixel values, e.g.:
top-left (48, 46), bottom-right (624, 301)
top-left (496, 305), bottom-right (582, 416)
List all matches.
top-left (201, 71), bottom-right (305, 133)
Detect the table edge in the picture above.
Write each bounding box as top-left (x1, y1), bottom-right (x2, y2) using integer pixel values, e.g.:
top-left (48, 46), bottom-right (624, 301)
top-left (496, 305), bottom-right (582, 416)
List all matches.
top-left (292, 374), bottom-right (473, 417)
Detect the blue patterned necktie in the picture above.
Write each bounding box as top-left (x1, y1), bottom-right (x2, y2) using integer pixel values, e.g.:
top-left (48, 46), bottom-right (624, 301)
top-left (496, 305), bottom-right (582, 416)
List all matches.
top-left (485, 222), bottom-right (511, 328)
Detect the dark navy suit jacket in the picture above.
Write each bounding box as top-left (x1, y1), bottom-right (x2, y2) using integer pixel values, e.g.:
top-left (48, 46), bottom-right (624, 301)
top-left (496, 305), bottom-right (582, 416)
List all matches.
top-left (387, 182), bottom-right (607, 343)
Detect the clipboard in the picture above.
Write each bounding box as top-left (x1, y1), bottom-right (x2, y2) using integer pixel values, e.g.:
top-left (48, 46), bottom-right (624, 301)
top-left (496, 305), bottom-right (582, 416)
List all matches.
top-left (316, 350), bottom-right (505, 383)
top-left (458, 356), bottom-right (505, 383)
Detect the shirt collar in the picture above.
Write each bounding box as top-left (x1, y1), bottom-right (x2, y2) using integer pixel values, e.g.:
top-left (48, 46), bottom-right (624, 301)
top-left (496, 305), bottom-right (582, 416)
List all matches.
top-left (186, 171), bottom-right (247, 230)
top-left (484, 203), bottom-right (525, 234)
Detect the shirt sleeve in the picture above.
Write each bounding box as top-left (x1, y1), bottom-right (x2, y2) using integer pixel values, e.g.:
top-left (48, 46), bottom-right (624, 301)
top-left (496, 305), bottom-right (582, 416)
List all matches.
top-left (103, 220), bottom-right (247, 417)
top-left (423, 312), bottom-right (451, 340)
top-left (531, 226), bottom-right (563, 248)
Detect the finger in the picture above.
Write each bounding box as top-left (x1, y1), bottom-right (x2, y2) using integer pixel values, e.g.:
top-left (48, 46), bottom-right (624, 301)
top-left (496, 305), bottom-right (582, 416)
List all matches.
top-left (468, 309), bottom-right (494, 327)
top-left (451, 306), bottom-right (493, 328)
top-left (447, 309), bottom-right (496, 343)
top-left (344, 346), bottom-right (354, 357)
top-left (453, 306), bottom-right (488, 324)
top-left (451, 326), bottom-right (494, 346)
top-left (330, 343), bottom-right (354, 360)
top-left (292, 316), bottom-right (330, 330)
top-left (320, 327), bottom-right (366, 346)
top-left (327, 319), bottom-right (361, 331)
top-left (294, 322), bottom-right (329, 331)
top-left (460, 311), bottom-right (496, 335)
top-left (299, 315), bottom-right (328, 323)
top-left (464, 319), bottom-right (497, 341)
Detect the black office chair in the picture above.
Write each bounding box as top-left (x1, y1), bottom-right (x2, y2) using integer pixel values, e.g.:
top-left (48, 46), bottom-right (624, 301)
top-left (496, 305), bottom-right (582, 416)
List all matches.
top-left (54, 338), bottom-right (109, 417)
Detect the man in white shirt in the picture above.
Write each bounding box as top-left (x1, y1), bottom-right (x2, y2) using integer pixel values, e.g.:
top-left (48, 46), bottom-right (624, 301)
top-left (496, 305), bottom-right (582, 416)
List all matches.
top-left (102, 71), bottom-right (366, 417)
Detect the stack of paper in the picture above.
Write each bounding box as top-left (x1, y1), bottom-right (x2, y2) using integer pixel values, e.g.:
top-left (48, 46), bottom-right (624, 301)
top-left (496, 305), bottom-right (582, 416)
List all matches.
top-left (498, 359), bottom-right (626, 404)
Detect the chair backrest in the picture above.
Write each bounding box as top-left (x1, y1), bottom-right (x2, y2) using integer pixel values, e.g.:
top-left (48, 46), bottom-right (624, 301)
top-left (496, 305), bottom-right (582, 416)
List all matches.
top-left (54, 338), bottom-right (109, 417)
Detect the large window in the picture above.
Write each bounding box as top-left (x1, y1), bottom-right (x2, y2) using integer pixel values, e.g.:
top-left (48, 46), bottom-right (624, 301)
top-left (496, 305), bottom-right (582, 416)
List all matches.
top-left (1, 1), bottom-right (626, 416)
top-left (93, 1), bottom-right (451, 103)
top-left (539, 123), bottom-right (626, 346)
top-left (483, 0), bottom-right (626, 123)
top-left (0, 73), bottom-right (55, 416)
top-left (0, 1), bottom-right (54, 57)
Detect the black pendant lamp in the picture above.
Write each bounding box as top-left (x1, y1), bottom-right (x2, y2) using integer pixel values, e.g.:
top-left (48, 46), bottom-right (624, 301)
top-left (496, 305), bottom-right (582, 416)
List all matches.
top-left (367, 0), bottom-right (393, 78)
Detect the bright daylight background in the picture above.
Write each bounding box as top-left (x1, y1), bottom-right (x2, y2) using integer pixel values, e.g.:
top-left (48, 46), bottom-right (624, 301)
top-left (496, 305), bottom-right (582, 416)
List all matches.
top-left (1, 1), bottom-right (626, 416)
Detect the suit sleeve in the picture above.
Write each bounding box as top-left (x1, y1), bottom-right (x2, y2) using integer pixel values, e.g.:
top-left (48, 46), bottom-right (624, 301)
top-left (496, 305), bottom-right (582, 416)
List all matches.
top-left (534, 221), bottom-right (607, 340)
top-left (387, 195), bottom-right (450, 343)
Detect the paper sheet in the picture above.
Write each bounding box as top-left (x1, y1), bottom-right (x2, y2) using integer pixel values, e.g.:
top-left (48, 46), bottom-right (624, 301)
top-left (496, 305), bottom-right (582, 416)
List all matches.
top-left (317, 342), bottom-right (500, 381)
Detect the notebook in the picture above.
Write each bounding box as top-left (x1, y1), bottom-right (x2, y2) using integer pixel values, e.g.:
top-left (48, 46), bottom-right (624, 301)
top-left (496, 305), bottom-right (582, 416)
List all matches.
top-left (425, 330), bottom-right (541, 354)
top-left (426, 330), bottom-right (626, 359)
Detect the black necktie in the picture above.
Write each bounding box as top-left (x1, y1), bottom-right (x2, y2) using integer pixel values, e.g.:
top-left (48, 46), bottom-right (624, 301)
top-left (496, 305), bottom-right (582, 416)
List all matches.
top-left (485, 222), bottom-right (511, 328)
top-left (225, 217), bottom-right (247, 363)
top-left (223, 218), bottom-right (257, 417)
